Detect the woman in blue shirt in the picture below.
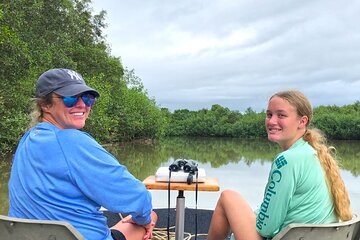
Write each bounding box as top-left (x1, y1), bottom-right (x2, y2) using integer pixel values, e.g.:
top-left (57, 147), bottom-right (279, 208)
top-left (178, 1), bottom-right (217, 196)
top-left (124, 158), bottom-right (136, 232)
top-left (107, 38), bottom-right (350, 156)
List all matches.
top-left (207, 90), bottom-right (352, 240)
top-left (8, 68), bottom-right (157, 240)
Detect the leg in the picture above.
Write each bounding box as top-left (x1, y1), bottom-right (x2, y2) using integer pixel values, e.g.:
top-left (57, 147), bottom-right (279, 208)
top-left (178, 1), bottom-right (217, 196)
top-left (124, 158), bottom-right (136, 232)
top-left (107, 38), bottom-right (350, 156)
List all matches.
top-left (207, 190), bottom-right (263, 240)
top-left (111, 211), bottom-right (158, 240)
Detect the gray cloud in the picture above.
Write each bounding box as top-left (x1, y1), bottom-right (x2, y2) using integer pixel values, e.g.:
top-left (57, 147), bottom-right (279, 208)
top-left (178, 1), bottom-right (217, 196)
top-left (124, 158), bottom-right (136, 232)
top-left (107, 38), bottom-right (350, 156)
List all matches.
top-left (92, 0), bottom-right (360, 112)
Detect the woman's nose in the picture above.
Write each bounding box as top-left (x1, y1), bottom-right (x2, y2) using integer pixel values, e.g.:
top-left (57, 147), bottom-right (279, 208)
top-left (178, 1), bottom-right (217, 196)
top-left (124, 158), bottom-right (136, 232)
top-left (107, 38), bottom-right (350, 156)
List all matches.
top-left (267, 115), bottom-right (277, 124)
top-left (75, 97), bottom-right (86, 107)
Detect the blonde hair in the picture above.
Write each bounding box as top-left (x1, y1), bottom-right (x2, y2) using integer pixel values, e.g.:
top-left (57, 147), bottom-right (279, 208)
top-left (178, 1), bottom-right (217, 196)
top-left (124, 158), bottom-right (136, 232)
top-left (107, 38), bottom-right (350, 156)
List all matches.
top-left (272, 90), bottom-right (352, 221)
top-left (28, 94), bottom-right (54, 130)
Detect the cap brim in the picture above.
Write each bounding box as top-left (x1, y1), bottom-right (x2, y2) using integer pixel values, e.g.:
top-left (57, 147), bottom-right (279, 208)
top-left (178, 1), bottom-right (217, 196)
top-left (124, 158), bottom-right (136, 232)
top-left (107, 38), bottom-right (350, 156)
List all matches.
top-left (54, 84), bottom-right (100, 97)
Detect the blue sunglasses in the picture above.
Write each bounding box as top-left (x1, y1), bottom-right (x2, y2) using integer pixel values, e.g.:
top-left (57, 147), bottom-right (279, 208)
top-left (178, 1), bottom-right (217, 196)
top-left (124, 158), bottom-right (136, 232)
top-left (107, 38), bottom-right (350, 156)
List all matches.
top-left (56, 94), bottom-right (96, 108)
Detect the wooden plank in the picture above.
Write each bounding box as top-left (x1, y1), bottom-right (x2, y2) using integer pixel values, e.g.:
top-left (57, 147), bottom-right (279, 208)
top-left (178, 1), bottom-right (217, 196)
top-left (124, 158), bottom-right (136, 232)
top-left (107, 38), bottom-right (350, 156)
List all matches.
top-left (143, 175), bottom-right (220, 192)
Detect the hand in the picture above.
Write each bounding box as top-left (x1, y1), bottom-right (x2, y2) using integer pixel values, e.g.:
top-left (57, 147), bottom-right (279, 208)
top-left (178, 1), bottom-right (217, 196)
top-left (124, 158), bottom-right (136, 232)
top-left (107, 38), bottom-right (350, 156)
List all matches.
top-left (121, 215), bottom-right (155, 239)
top-left (142, 220), bottom-right (155, 239)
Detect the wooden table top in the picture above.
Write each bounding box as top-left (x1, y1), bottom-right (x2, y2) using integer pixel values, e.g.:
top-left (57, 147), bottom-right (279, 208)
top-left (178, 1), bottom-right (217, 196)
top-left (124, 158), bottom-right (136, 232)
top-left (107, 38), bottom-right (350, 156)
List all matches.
top-left (143, 175), bottom-right (220, 192)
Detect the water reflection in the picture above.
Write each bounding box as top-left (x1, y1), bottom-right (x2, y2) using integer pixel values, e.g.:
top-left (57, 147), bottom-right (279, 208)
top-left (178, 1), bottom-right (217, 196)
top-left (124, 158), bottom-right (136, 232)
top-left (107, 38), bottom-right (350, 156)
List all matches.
top-left (1, 137), bottom-right (359, 215)
top-left (107, 137), bottom-right (360, 178)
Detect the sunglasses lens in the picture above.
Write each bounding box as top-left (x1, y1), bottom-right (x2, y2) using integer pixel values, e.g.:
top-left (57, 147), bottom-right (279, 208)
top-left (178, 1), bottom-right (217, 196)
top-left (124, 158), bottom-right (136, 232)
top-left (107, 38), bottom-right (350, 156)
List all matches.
top-left (62, 96), bottom-right (78, 107)
top-left (81, 95), bottom-right (96, 107)
top-left (62, 94), bottom-right (96, 107)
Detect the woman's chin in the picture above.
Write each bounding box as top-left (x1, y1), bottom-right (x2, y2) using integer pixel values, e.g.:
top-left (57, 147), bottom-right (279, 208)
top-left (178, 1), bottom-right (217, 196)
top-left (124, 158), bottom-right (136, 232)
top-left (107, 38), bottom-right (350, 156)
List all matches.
top-left (267, 134), bottom-right (279, 142)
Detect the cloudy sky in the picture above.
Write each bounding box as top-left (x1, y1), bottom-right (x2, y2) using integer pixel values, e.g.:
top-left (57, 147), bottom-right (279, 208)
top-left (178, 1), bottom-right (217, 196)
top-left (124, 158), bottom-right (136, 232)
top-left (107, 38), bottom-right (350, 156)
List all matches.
top-left (91, 0), bottom-right (360, 112)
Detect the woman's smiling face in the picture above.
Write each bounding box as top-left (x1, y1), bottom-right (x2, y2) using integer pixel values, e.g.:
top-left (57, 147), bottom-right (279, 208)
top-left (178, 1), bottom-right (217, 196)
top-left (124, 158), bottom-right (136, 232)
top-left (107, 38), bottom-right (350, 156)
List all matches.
top-left (41, 94), bottom-right (91, 130)
top-left (266, 96), bottom-right (307, 150)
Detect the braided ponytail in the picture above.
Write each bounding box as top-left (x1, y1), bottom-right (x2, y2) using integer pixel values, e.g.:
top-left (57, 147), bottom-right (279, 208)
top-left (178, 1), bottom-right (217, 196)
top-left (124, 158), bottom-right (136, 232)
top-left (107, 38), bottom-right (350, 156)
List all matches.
top-left (303, 129), bottom-right (352, 221)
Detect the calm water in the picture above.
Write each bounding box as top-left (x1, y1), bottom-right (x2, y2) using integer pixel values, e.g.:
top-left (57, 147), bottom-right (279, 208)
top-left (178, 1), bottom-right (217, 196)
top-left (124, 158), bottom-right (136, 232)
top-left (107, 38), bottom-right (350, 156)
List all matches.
top-left (1, 137), bottom-right (359, 215)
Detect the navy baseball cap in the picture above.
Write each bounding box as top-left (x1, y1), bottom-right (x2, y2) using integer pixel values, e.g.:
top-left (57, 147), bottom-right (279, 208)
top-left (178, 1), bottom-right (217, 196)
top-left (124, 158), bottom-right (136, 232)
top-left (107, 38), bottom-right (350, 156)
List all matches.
top-left (35, 68), bottom-right (100, 97)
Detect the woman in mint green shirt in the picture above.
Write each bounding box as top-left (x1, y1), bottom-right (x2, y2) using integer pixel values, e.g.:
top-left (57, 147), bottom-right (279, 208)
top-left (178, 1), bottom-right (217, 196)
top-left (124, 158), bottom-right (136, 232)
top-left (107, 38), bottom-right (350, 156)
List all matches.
top-left (207, 90), bottom-right (352, 240)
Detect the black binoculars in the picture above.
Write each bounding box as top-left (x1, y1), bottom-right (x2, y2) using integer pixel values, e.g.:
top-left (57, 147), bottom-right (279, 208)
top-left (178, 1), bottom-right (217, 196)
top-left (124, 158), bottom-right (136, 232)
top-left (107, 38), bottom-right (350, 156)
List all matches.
top-left (169, 159), bottom-right (198, 173)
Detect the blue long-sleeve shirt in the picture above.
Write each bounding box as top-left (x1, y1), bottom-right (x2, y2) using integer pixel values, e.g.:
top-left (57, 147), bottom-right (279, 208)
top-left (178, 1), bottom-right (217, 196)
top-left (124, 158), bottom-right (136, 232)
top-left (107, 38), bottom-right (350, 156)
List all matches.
top-left (8, 122), bottom-right (152, 240)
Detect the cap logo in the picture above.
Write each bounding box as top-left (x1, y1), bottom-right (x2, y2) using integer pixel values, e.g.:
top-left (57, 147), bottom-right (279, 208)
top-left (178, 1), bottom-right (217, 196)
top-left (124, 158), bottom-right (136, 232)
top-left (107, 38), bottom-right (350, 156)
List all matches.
top-left (65, 69), bottom-right (83, 81)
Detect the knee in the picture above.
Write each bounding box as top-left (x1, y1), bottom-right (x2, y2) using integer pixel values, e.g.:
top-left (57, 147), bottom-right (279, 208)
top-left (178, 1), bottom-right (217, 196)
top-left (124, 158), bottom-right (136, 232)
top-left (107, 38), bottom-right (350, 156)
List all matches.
top-left (151, 210), bottom-right (158, 224)
top-left (220, 189), bottom-right (240, 199)
top-left (219, 189), bottom-right (244, 205)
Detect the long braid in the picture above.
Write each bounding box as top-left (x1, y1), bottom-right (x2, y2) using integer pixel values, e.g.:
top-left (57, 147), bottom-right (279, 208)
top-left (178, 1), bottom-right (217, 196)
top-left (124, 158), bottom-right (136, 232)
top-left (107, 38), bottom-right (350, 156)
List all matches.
top-left (303, 129), bottom-right (352, 221)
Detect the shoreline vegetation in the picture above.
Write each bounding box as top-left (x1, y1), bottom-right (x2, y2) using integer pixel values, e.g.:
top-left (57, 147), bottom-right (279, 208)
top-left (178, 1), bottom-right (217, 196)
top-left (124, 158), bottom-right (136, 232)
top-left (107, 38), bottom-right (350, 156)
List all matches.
top-left (1, 1), bottom-right (359, 158)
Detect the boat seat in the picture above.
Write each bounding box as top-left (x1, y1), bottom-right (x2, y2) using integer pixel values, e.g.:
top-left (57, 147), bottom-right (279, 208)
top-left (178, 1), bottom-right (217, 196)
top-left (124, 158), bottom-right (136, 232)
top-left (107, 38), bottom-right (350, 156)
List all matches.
top-left (272, 214), bottom-right (360, 240)
top-left (0, 214), bottom-right (85, 240)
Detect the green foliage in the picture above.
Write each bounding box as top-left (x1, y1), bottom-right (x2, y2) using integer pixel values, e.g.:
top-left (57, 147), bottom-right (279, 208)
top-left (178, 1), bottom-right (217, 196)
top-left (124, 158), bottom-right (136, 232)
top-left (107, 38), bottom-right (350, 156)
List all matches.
top-left (0, 0), bottom-right (164, 157)
top-left (84, 69), bottom-right (166, 143)
top-left (0, 158), bottom-right (11, 215)
top-left (312, 102), bottom-right (360, 140)
top-left (0, 0), bottom-right (359, 159)
top-left (164, 103), bottom-right (360, 140)
top-left (116, 87), bottom-right (164, 140)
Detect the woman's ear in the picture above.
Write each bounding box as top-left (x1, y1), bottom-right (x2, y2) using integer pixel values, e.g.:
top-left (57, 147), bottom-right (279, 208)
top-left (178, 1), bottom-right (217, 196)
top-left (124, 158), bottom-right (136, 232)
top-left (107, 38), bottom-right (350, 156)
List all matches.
top-left (40, 103), bottom-right (51, 113)
top-left (299, 116), bottom-right (309, 129)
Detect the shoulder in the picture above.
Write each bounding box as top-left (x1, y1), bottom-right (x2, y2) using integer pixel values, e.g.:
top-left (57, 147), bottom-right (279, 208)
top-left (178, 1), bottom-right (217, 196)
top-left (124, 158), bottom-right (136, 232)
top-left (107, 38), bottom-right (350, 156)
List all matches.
top-left (281, 139), bottom-right (316, 164)
top-left (55, 129), bottom-right (118, 169)
top-left (271, 139), bottom-right (315, 177)
top-left (34, 123), bottom-right (94, 141)
top-left (56, 128), bottom-right (97, 144)
top-left (35, 124), bottom-right (103, 154)
top-left (272, 139), bottom-right (319, 186)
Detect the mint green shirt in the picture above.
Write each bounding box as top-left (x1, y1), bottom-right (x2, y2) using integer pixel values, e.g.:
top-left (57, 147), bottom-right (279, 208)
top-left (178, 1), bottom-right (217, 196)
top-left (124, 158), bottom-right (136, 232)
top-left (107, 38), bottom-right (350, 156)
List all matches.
top-left (256, 138), bottom-right (337, 238)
